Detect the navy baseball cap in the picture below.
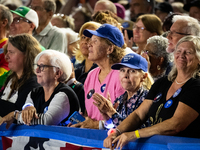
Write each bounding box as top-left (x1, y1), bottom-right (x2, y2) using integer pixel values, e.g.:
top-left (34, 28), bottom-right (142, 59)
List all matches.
top-left (111, 53), bottom-right (148, 72)
top-left (184, 0), bottom-right (200, 11)
top-left (83, 23), bottom-right (124, 48)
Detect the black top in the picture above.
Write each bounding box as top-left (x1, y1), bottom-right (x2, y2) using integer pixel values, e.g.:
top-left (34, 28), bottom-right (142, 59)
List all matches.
top-left (146, 76), bottom-right (200, 138)
top-left (75, 60), bottom-right (98, 84)
top-left (0, 75), bottom-right (40, 117)
top-left (68, 81), bottom-right (85, 113)
top-left (30, 83), bottom-right (80, 125)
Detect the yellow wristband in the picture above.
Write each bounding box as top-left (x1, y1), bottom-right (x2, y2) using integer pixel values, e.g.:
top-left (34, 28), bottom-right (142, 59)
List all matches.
top-left (135, 130), bottom-right (140, 139)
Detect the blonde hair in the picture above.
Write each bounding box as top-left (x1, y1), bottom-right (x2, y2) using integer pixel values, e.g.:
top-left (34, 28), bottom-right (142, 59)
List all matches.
top-left (75, 21), bottom-right (101, 62)
top-left (141, 71), bottom-right (154, 90)
top-left (168, 35), bottom-right (200, 82)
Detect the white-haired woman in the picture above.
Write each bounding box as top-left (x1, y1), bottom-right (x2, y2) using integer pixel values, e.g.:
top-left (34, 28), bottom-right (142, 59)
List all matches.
top-left (0, 50), bottom-right (80, 127)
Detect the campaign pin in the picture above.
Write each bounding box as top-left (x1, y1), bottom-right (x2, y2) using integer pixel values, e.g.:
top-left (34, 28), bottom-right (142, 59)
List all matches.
top-left (101, 84), bottom-right (106, 93)
top-left (164, 99), bottom-right (173, 108)
top-left (87, 89), bottom-right (95, 99)
top-left (173, 88), bottom-right (182, 98)
top-left (154, 93), bottom-right (162, 102)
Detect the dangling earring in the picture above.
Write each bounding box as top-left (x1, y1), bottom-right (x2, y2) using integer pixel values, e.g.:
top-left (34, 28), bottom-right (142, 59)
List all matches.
top-left (157, 65), bottom-right (161, 70)
top-left (107, 54), bottom-right (109, 58)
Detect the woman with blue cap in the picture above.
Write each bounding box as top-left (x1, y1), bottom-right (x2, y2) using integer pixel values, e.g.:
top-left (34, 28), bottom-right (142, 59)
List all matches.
top-left (104, 35), bottom-right (200, 149)
top-left (93, 53), bottom-right (153, 129)
top-left (72, 24), bottom-right (126, 129)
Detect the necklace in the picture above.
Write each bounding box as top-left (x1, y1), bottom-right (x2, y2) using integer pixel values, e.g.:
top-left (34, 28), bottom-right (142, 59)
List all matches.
top-left (175, 78), bottom-right (191, 85)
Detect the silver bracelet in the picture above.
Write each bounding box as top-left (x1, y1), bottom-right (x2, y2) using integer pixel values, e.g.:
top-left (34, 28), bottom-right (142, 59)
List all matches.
top-left (13, 110), bottom-right (19, 120)
top-left (116, 128), bottom-right (121, 135)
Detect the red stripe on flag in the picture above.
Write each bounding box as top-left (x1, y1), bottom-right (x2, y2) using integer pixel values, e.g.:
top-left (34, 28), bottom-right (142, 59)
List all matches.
top-left (2, 136), bottom-right (12, 150)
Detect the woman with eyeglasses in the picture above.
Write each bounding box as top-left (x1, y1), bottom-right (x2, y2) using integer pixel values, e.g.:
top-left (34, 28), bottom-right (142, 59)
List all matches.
top-left (0, 34), bottom-right (41, 117)
top-left (0, 50), bottom-right (80, 127)
top-left (104, 35), bottom-right (200, 149)
top-left (142, 35), bottom-right (172, 81)
top-left (129, 14), bottom-right (163, 55)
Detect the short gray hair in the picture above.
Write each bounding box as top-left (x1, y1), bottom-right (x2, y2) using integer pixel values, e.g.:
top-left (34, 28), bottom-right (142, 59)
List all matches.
top-left (43, 0), bottom-right (56, 14)
top-left (0, 4), bottom-right (13, 30)
top-left (147, 35), bottom-right (171, 70)
top-left (34, 50), bottom-right (72, 82)
top-left (168, 35), bottom-right (200, 81)
top-left (172, 15), bottom-right (200, 36)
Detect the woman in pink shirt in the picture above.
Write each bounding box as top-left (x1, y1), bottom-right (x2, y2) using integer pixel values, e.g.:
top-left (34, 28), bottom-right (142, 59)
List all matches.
top-left (72, 24), bottom-right (126, 129)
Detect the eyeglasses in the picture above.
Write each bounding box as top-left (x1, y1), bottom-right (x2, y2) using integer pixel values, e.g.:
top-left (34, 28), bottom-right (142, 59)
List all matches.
top-left (12, 17), bottom-right (31, 24)
top-left (143, 50), bottom-right (157, 56)
top-left (34, 64), bottom-right (58, 71)
top-left (166, 30), bottom-right (191, 36)
top-left (133, 25), bottom-right (146, 33)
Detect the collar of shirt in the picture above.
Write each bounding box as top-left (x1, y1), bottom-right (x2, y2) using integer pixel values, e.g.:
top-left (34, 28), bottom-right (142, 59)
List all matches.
top-left (34, 22), bottom-right (53, 36)
top-left (66, 78), bottom-right (76, 86)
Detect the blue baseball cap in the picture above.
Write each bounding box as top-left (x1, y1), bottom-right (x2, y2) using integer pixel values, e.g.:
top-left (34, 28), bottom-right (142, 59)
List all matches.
top-left (83, 23), bottom-right (124, 48)
top-left (111, 53), bottom-right (148, 72)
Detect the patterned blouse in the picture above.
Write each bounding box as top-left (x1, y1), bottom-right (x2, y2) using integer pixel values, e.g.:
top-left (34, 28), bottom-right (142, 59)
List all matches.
top-left (107, 86), bottom-right (149, 128)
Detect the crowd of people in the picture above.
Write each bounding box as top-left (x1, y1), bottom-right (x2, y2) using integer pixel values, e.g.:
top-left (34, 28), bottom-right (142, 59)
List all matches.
top-left (0, 0), bottom-right (200, 149)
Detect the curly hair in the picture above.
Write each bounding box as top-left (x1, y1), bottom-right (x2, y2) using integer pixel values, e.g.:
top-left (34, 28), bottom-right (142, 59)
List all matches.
top-left (92, 10), bottom-right (122, 31)
top-left (147, 35), bottom-right (171, 71)
top-left (104, 38), bottom-right (125, 64)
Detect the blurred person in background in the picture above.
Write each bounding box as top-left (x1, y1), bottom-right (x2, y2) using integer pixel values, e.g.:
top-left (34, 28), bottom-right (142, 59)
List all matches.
top-left (142, 36), bottom-right (172, 81)
top-left (71, 7), bottom-right (91, 33)
top-left (51, 13), bottom-right (75, 30)
top-left (30, 0), bottom-right (67, 52)
top-left (51, 13), bottom-right (79, 60)
top-left (128, 14), bottom-right (163, 55)
top-left (162, 12), bottom-right (181, 33)
top-left (171, 2), bottom-right (187, 14)
top-left (74, 21), bottom-right (101, 84)
top-left (9, 6), bottom-right (39, 36)
top-left (155, 2), bottom-right (173, 22)
top-left (130, 0), bottom-right (154, 22)
top-left (65, 63), bottom-right (85, 113)
top-left (166, 15), bottom-right (200, 53)
top-left (93, 0), bottom-right (134, 38)
top-left (0, 4), bottom-right (13, 81)
top-left (183, 0), bottom-right (200, 21)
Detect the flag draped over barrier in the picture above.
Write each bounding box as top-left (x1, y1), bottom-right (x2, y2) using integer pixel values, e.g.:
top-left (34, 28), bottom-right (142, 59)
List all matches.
top-left (0, 124), bottom-right (200, 150)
